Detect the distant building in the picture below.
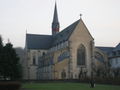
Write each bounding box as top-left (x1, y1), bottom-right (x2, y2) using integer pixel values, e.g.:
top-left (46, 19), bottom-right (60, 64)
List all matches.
top-left (97, 43), bottom-right (120, 69)
top-left (23, 2), bottom-right (119, 80)
top-left (95, 43), bottom-right (120, 77)
top-left (109, 43), bottom-right (120, 69)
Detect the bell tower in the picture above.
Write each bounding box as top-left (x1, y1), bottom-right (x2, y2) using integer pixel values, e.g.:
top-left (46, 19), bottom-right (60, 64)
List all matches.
top-left (52, 2), bottom-right (60, 35)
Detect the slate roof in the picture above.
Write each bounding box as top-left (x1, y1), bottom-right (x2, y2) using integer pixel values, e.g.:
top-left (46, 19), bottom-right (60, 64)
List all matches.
top-left (96, 43), bottom-right (120, 57)
top-left (52, 20), bottom-right (80, 46)
top-left (96, 46), bottom-right (114, 54)
top-left (26, 19), bottom-right (80, 49)
top-left (26, 34), bottom-right (53, 49)
top-left (96, 43), bottom-right (120, 53)
top-left (113, 43), bottom-right (120, 51)
top-left (53, 2), bottom-right (59, 23)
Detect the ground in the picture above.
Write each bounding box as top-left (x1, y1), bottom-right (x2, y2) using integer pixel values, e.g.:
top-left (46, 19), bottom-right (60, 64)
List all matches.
top-left (22, 83), bottom-right (120, 90)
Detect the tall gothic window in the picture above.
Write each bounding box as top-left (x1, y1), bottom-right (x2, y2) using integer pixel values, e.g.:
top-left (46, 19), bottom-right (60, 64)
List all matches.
top-left (77, 44), bottom-right (86, 65)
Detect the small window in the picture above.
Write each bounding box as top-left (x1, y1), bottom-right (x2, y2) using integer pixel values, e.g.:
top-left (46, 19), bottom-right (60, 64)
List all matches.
top-left (112, 51), bottom-right (116, 56)
top-left (60, 34), bottom-right (63, 37)
top-left (33, 56), bottom-right (36, 65)
top-left (42, 52), bottom-right (45, 56)
top-left (116, 58), bottom-right (118, 64)
top-left (118, 50), bottom-right (120, 55)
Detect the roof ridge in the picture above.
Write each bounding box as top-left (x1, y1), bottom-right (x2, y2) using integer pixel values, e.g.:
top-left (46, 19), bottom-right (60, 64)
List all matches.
top-left (96, 46), bottom-right (114, 48)
top-left (116, 43), bottom-right (120, 47)
top-left (52, 19), bottom-right (80, 46)
top-left (53, 19), bottom-right (80, 36)
top-left (26, 34), bottom-right (53, 49)
top-left (60, 20), bottom-right (80, 33)
top-left (27, 33), bottom-right (52, 36)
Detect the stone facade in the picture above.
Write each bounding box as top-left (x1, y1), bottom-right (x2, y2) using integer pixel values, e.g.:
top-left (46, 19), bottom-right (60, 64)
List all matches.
top-left (68, 19), bottom-right (94, 78)
top-left (25, 19), bottom-right (95, 80)
top-left (24, 49), bottom-right (47, 79)
top-left (109, 44), bottom-right (120, 69)
top-left (23, 3), bottom-right (115, 80)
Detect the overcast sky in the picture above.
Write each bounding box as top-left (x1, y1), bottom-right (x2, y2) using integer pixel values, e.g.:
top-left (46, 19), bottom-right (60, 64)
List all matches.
top-left (0, 0), bottom-right (120, 48)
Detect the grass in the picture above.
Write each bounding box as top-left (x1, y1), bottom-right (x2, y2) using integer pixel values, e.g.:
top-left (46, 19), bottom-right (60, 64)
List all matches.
top-left (22, 83), bottom-right (120, 90)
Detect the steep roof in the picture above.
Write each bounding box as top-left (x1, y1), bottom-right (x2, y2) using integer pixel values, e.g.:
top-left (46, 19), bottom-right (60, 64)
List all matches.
top-left (26, 19), bottom-right (80, 49)
top-left (52, 20), bottom-right (80, 46)
top-left (26, 20), bottom-right (80, 49)
top-left (52, 2), bottom-right (60, 35)
top-left (26, 34), bottom-right (53, 50)
top-left (53, 2), bottom-right (59, 24)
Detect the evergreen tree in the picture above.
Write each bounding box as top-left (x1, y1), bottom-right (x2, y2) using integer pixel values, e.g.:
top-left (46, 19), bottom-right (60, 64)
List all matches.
top-left (0, 35), bottom-right (3, 50)
top-left (3, 42), bottom-right (22, 80)
top-left (0, 36), bottom-right (4, 79)
top-left (0, 36), bottom-right (22, 80)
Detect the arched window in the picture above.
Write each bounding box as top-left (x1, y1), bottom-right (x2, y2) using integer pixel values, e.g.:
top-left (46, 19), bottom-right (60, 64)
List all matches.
top-left (77, 44), bottom-right (86, 65)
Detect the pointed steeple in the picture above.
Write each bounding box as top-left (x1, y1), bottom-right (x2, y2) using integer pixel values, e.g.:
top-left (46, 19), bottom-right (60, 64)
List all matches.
top-left (53, 2), bottom-right (59, 23)
top-left (52, 2), bottom-right (60, 35)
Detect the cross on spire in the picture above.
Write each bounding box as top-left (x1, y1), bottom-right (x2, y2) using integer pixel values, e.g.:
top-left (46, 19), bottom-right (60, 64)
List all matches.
top-left (80, 14), bottom-right (82, 19)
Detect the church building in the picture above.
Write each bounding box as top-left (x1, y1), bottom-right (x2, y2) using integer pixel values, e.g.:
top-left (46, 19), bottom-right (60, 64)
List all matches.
top-left (24, 3), bottom-right (109, 80)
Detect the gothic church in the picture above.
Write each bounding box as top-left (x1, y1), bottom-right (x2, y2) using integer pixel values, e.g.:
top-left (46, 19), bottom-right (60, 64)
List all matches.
top-left (24, 3), bottom-right (108, 80)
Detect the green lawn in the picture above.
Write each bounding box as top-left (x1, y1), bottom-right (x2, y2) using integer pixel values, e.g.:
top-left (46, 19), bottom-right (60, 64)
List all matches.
top-left (22, 83), bottom-right (120, 90)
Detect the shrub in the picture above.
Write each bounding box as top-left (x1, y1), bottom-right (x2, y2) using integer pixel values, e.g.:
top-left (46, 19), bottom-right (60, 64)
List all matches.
top-left (0, 81), bottom-right (21, 90)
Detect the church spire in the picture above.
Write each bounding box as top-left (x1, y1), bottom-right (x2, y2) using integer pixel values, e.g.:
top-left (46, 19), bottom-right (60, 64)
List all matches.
top-left (52, 2), bottom-right (60, 35)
